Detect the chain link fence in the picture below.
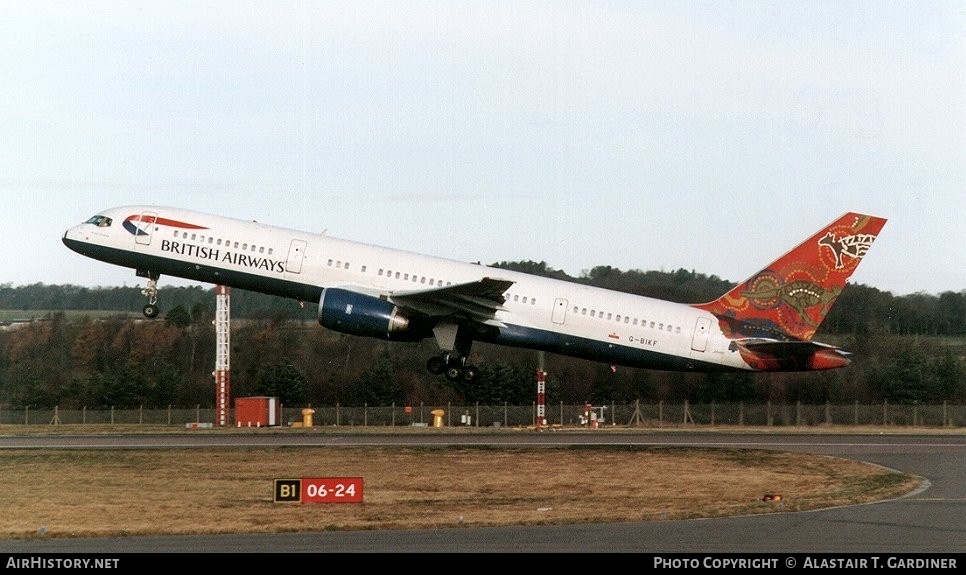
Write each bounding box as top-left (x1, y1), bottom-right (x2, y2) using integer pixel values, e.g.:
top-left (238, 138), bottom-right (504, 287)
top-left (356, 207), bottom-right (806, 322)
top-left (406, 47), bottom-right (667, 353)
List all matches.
top-left (1, 400), bottom-right (961, 428)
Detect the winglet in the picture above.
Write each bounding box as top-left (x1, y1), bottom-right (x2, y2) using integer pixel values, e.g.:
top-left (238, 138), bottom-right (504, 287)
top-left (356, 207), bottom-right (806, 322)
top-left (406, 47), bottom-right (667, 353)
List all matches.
top-left (693, 212), bottom-right (887, 341)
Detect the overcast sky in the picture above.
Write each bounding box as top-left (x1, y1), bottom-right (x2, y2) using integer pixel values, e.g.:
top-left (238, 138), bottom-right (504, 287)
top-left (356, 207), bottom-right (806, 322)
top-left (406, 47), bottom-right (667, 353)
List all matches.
top-left (1, 1), bottom-right (963, 297)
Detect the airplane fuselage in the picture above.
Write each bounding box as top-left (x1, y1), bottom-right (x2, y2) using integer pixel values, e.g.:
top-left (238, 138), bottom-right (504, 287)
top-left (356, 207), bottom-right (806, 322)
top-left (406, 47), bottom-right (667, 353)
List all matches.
top-left (63, 206), bottom-right (747, 372)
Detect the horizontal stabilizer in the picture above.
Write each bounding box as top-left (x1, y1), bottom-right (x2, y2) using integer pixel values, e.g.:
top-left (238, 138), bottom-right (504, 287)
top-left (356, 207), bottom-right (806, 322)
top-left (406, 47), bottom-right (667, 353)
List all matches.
top-left (734, 339), bottom-right (851, 371)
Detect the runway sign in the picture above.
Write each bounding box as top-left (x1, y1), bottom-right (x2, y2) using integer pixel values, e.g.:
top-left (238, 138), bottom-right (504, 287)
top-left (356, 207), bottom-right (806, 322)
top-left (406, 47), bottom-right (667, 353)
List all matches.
top-left (274, 477), bottom-right (364, 503)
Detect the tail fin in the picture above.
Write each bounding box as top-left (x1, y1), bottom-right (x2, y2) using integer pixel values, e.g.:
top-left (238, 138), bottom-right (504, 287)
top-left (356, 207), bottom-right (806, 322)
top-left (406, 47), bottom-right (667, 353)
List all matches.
top-left (693, 212), bottom-right (887, 342)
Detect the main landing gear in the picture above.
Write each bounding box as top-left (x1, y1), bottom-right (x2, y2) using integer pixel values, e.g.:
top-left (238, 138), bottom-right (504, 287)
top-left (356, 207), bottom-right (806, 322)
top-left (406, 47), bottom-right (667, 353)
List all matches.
top-left (138, 270), bottom-right (160, 318)
top-left (426, 322), bottom-right (480, 383)
top-left (426, 354), bottom-right (480, 383)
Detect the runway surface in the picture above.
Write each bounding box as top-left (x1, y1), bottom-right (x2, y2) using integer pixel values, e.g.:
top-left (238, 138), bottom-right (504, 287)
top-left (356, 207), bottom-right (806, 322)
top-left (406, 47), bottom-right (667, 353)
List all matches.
top-left (2, 430), bottom-right (964, 553)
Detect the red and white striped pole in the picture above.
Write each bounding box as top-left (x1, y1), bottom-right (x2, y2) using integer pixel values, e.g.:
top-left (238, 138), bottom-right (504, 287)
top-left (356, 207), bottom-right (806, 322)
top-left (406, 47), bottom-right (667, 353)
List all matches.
top-left (535, 369), bottom-right (546, 428)
top-left (214, 285), bottom-right (231, 427)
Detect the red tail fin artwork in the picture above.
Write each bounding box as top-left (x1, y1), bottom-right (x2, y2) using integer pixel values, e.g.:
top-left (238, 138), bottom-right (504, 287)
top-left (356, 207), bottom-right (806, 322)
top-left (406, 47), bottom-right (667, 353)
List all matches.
top-left (693, 212), bottom-right (887, 343)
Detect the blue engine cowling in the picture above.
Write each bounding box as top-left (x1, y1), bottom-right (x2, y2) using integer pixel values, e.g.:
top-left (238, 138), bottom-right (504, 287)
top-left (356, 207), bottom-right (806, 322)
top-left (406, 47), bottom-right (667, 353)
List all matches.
top-left (318, 288), bottom-right (423, 341)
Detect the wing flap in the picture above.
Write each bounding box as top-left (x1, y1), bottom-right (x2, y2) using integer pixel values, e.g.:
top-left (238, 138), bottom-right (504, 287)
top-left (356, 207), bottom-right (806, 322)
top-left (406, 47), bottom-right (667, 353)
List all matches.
top-left (390, 277), bottom-right (514, 322)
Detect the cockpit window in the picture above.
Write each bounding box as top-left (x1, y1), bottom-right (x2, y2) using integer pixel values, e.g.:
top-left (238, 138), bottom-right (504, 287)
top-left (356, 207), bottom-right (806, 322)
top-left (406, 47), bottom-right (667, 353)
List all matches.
top-left (85, 215), bottom-right (113, 228)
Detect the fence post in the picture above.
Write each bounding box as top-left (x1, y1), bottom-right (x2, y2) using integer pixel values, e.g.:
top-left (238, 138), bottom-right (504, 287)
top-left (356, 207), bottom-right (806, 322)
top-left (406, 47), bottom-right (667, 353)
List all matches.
top-left (767, 401), bottom-right (773, 426)
top-left (364, 403), bottom-right (368, 427)
top-left (111, 406), bottom-right (115, 425)
top-left (475, 402), bottom-right (479, 427)
top-left (883, 399), bottom-right (888, 426)
top-left (825, 401), bottom-right (831, 425)
top-left (854, 400), bottom-right (859, 425)
top-left (336, 402), bottom-right (341, 426)
top-left (391, 402), bottom-right (395, 427)
top-left (710, 401), bottom-right (715, 426)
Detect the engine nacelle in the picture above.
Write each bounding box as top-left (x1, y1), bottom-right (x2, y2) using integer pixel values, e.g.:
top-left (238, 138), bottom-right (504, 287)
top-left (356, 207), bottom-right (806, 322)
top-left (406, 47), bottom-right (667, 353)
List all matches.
top-left (318, 288), bottom-right (418, 340)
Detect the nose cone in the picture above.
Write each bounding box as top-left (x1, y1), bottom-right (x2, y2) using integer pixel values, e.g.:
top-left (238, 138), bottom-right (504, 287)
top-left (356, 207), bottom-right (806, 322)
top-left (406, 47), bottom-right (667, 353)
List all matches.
top-left (62, 224), bottom-right (91, 255)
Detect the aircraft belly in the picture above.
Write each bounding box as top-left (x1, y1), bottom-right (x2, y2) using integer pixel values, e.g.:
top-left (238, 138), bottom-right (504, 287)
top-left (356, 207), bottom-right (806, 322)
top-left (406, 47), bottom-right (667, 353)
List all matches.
top-left (489, 323), bottom-right (742, 372)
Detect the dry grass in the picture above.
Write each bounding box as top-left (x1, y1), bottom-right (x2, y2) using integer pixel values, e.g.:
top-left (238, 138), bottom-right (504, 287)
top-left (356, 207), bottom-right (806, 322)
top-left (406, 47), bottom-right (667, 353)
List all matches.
top-left (0, 444), bottom-right (920, 540)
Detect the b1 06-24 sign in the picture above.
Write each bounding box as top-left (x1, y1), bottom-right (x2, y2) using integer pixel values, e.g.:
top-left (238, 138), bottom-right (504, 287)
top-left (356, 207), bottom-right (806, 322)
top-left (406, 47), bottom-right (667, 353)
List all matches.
top-left (274, 478), bottom-right (364, 503)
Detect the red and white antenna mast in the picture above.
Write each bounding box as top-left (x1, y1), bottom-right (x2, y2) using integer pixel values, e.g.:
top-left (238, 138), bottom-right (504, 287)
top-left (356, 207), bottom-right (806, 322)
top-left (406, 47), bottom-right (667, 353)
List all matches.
top-left (214, 285), bottom-right (231, 427)
top-left (535, 368), bottom-right (547, 429)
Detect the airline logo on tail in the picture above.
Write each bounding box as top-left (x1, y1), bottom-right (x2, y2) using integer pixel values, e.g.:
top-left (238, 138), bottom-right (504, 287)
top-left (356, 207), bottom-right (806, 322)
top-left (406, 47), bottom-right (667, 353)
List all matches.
top-left (694, 212), bottom-right (887, 342)
top-left (818, 230), bottom-right (879, 270)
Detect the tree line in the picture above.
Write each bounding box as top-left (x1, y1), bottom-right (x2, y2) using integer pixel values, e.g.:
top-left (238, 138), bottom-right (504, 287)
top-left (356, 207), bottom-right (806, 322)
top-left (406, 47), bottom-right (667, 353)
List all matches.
top-left (0, 264), bottom-right (963, 409)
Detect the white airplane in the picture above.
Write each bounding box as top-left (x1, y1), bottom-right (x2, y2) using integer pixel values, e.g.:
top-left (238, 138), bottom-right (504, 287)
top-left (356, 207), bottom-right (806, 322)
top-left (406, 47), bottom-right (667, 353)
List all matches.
top-left (64, 207), bottom-right (886, 382)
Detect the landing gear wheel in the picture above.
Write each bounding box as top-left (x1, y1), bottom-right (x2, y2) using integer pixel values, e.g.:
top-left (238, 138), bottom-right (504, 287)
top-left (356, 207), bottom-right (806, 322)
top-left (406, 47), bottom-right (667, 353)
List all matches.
top-left (426, 356), bottom-right (446, 376)
top-left (445, 365), bottom-right (463, 382)
top-left (462, 365), bottom-right (480, 383)
top-left (139, 272), bottom-right (160, 319)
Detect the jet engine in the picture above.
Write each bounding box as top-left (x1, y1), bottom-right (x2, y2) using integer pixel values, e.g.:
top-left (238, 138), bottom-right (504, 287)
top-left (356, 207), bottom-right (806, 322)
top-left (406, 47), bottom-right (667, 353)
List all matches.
top-left (318, 288), bottom-right (422, 341)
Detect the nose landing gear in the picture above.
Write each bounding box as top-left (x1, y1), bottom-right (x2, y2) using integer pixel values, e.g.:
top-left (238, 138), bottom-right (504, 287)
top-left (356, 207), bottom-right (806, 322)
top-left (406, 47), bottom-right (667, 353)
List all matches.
top-left (138, 270), bottom-right (160, 318)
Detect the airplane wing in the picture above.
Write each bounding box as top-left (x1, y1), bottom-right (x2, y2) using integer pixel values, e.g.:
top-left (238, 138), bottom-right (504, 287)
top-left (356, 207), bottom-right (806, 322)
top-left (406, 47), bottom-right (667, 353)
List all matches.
top-left (389, 277), bottom-right (515, 323)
